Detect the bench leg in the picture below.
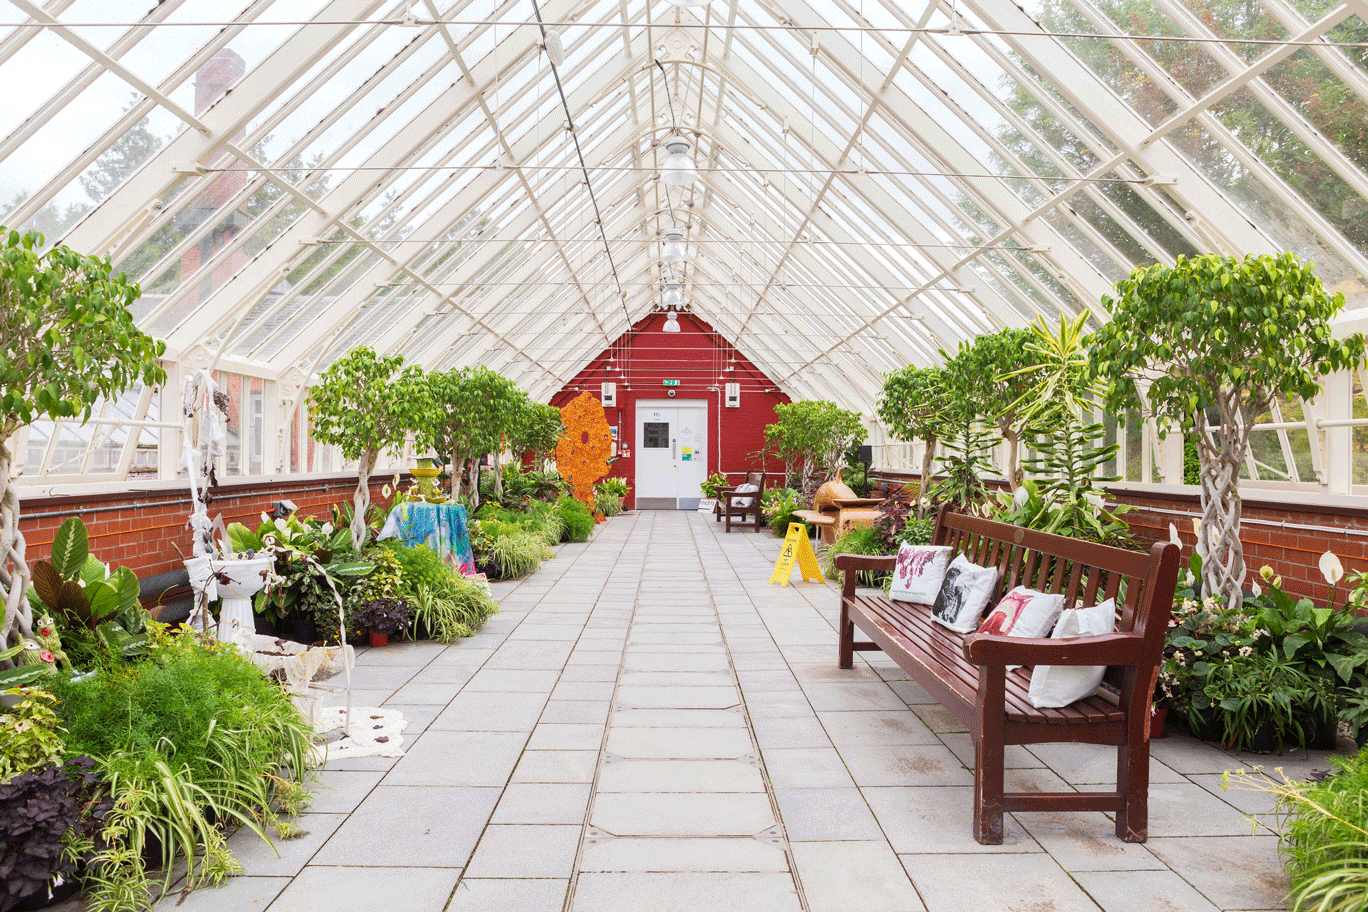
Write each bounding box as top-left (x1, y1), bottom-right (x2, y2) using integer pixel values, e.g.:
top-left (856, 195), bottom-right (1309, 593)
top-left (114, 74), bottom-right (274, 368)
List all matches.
top-left (838, 600), bottom-right (854, 669)
top-left (973, 670), bottom-right (1007, 845)
top-left (1115, 735), bottom-right (1150, 842)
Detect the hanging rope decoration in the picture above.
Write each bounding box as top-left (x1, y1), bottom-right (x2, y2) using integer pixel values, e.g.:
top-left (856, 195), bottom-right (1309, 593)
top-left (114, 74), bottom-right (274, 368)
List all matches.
top-left (556, 392), bottom-right (613, 522)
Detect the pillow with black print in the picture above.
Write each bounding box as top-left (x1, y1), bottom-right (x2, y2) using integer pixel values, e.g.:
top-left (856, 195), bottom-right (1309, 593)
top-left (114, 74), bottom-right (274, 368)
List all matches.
top-left (930, 554), bottom-right (1001, 633)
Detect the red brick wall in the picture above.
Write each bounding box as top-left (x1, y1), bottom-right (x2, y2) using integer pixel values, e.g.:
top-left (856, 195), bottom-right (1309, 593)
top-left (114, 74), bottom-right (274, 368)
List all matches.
top-left (872, 471), bottom-right (1368, 607)
top-left (17, 474), bottom-right (398, 584)
top-left (549, 311), bottom-right (791, 509)
top-left (1113, 489), bottom-right (1368, 607)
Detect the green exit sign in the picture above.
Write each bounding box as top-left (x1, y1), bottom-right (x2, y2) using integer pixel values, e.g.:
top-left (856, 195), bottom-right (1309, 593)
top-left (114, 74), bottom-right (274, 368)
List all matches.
top-left (662, 379), bottom-right (680, 387)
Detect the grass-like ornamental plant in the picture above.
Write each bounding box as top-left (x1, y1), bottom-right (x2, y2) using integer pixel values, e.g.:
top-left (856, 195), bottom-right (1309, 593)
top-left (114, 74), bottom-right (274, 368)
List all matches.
top-left (51, 626), bottom-right (314, 911)
top-left (383, 542), bottom-right (497, 638)
top-left (595, 490), bottom-right (623, 517)
top-left (556, 497), bottom-right (595, 543)
top-left (1227, 753), bottom-right (1368, 912)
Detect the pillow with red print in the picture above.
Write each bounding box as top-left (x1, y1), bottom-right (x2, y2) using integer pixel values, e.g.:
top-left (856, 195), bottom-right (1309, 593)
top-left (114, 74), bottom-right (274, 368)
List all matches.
top-left (888, 544), bottom-right (952, 604)
top-left (977, 586), bottom-right (1066, 670)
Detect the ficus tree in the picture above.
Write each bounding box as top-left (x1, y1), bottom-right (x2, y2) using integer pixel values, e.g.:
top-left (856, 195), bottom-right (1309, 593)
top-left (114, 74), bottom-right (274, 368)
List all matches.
top-left (0, 228), bottom-right (166, 648)
top-left (764, 400), bottom-right (866, 496)
top-left (429, 366), bottom-right (522, 506)
top-left (509, 400), bottom-right (564, 468)
top-left (1091, 252), bottom-right (1365, 608)
top-left (960, 327), bottom-right (1041, 491)
top-left (877, 365), bottom-right (947, 516)
top-left (309, 346), bottom-right (433, 550)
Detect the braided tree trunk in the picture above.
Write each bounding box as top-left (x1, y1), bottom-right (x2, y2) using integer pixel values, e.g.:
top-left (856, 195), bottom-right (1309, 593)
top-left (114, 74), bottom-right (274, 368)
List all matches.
top-left (1195, 392), bottom-right (1249, 610)
top-left (0, 440), bottom-right (34, 650)
top-left (352, 449), bottom-right (379, 551)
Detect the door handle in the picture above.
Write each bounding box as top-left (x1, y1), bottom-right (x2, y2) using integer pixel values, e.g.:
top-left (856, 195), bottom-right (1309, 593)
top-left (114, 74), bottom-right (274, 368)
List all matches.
top-left (671, 438), bottom-right (676, 459)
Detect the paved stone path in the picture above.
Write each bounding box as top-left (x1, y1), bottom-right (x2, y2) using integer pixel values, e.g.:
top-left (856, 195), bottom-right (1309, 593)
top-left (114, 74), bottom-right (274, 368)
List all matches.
top-left (158, 510), bottom-right (1351, 912)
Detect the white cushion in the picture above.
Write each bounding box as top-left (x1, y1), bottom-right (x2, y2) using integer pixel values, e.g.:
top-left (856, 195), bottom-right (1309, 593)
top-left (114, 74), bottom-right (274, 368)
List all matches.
top-left (1028, 598), bottom-right (1117, 709)
top-left (889, 544), bottom-right (951, 604)
top-left (930, 555), bottom-right (1001, 633)
top-left (978, 586), bottom-right (1066, 670)
top-left (732, 483), bottom-right (759, 508)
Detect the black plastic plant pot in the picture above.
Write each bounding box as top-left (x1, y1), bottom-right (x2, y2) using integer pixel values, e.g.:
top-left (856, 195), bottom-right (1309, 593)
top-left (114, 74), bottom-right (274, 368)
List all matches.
top-left (287, 615), bottom-right (317, 646)
top-left (1304, 710), bottom-right (1340, 752)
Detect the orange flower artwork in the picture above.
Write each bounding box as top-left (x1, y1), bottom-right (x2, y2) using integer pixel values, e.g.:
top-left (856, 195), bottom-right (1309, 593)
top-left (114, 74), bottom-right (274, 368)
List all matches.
top-left (557, 392), bottom-right (613, 521)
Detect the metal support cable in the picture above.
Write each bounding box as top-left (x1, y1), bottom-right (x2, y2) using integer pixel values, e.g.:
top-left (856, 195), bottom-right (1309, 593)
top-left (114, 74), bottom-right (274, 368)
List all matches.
top-left (530, 0), bottom-right (631, 327)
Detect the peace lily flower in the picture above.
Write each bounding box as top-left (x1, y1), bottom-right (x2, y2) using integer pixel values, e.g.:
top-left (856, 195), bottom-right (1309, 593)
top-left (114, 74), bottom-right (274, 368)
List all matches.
top-left (322, 522), bottom-right (334, 535)
top-left (1319, 550), bottom-right (1345, 586)
top-left (1260, 565), bottom-right (1275, 581)
top-left (1168, 523), bottom-right (1181, 547)
top-left (1012, 486), bottom-right (1028, 509)
top-left (1191, 517), bottom-right (1201, 537)
top-left (1251, 581), bottom-right (1262, 598)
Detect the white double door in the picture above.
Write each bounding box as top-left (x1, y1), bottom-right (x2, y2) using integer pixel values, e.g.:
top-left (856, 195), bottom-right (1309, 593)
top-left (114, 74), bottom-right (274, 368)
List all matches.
top-left (635, 399), bottom-right (708, 509)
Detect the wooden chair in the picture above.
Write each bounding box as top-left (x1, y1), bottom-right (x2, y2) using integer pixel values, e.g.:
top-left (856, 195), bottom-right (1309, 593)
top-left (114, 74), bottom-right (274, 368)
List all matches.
top-left (716, 471), bottom-right (766, 532)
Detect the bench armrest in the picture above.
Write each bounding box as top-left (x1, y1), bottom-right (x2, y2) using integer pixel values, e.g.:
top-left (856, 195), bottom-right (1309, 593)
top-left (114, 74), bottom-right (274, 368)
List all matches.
top-left (962, 631), bottom-right (1150, 667)
top-left (721, 489), bottom-right (758, 504)
top-left (833, 553), bottom-right (896, 573)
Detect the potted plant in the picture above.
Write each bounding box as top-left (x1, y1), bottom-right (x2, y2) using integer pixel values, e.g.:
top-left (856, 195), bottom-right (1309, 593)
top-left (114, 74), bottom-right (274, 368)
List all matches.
top-left (1158, 590), bottom-right (1265, 743)
top-left (0, 229), bottom-right (165, 651)
top-left (353, 597), bottom-right (413, 647)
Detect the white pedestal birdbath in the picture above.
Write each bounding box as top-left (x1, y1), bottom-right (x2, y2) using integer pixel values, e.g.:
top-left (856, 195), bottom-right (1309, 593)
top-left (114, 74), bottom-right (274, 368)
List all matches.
top-left (210, 555), bottom-right (272, 646)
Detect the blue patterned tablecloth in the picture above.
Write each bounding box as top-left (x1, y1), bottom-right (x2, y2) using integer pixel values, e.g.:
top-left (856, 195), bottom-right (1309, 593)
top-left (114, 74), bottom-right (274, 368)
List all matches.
top-left (378, 501), bottom-right (477, 575)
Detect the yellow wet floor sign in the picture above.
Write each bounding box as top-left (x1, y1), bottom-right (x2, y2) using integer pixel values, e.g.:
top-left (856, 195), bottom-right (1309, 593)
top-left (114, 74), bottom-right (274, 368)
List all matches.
top-left (770, 522), bottom-right (825, 586)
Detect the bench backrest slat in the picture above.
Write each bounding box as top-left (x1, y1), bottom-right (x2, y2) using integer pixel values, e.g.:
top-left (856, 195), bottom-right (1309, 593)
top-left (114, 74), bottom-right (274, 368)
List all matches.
top-left (931, 505), bottom-right (1179, 667)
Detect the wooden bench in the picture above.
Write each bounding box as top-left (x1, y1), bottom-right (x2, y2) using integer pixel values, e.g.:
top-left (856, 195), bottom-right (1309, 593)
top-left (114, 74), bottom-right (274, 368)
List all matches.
top-left (715, 471), bottom-right (766, 532)
top-left (835, 505), bottom-right (1180, 845)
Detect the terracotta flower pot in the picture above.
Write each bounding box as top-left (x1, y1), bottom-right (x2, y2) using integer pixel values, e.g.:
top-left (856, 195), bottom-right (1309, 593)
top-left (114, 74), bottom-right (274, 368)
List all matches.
top-left (369, 631), bottom-right (388, 648)
top-left (1149, 703), bottom-right (1169, 740)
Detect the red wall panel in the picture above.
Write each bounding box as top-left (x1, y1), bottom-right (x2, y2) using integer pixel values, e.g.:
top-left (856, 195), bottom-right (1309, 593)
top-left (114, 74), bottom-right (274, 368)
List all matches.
top-left (549, 312), bottom-right (791, 509)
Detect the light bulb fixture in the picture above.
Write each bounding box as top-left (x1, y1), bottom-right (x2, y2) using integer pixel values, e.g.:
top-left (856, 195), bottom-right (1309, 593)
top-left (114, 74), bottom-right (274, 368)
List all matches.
top-left (663, 311), bottom-right (681, 333)
top-left (661, 228), bottom-right (686, 264)
top-left (660, 135), bottom-right (699, 188)
top-left (661, 282), bottom-right (685, 308)
top-left (542, 29), bottom-right (566, 67)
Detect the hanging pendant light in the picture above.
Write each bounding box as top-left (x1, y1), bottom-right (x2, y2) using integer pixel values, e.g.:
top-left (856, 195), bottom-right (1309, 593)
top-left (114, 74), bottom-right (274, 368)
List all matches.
top-left (660, 135), bottom-right (699, 188)
top-left (661, 228), bottom-right (687, 264)
top-left (663, 310), bottom-right (681, 333)
top-left (661, 282), bottom-right (685, 308)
